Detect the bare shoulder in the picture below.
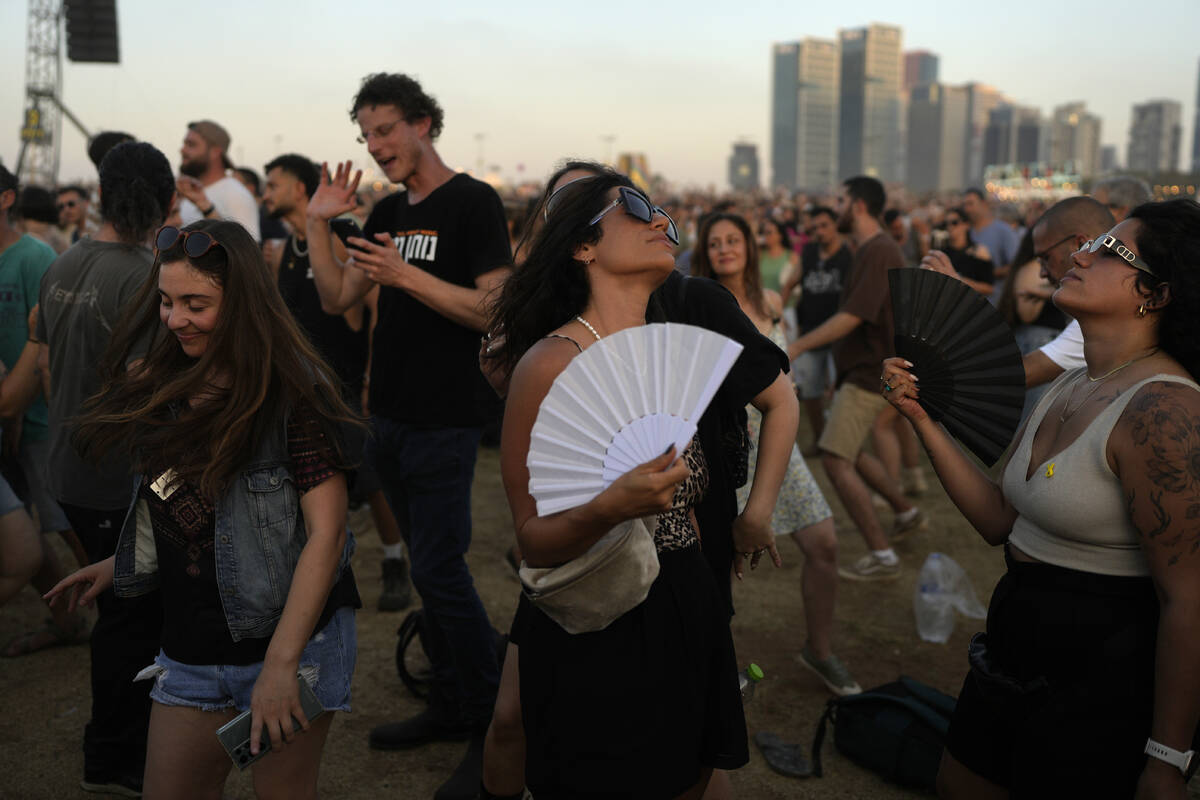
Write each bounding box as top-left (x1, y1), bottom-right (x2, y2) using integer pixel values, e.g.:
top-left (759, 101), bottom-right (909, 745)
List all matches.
top-left (509, 336), bottom-right (582, 402)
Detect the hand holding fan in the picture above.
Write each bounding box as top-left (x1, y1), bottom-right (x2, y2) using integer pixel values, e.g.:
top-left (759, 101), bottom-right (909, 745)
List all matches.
top-left (889, 268), bottom-right (1025, 466)
top-left (527, 323), bottom-right (743, 516)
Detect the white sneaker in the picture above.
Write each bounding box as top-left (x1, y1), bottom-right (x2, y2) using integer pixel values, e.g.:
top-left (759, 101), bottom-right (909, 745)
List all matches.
top-left (838, 553), bottom-right (901, 581)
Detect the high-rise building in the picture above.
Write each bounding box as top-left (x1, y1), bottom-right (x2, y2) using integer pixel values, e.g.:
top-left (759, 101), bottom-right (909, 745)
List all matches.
top-left (1100, 145), bottom-right (1119, 174)
top-left (838, 23), bottom-right (903, 182)
top-left (1192, 58), bottom-right (1200, 173)
top-left (907, 83), bottom-right (969, 193)
top-left (963, 83), bottom-right (1007, 185)
top-left (1050, 102), bottom-right (1102, 177)
top-left (1127, 99), bottom-right (1183, 174)
top-left (903, 50), bottom-right (938, 91)
top-left (728, 142), bottom-right (760, 191)
top-left (983, 105), bottom-right (1042, 168)
top-left (770, 38), bottom-right (840, 191)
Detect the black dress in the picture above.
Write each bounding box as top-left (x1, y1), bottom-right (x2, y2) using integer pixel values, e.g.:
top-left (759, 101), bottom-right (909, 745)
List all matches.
top-left (512, 440), bottom-right (749, 798)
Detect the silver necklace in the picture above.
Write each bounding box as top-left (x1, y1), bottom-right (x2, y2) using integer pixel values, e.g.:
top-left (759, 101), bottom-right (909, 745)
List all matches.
top-left (575, 315), bottom-right (602, 342)
top-left (290, 235), bottom-right (308, 259)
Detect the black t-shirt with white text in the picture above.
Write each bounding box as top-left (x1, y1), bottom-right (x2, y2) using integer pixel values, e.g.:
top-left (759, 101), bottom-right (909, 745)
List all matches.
top-left (362, 174), bottom-right (511, 427)
top-left (797, 242), bottom-right (852, 333)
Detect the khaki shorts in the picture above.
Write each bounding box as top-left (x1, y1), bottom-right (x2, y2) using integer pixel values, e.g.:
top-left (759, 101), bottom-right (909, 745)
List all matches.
top-left (818, 382), bottom-right (889, 461)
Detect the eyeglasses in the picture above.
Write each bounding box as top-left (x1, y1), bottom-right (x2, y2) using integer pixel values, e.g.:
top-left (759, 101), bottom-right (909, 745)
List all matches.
top-left (356, 120), bottom-right (400, 145)
top-left (1034, 234), bottom-right (1076, 268)
top-left (56, 200), bottom-right (77, 211)
top-left (1077, 234), bottom-right (1158, 278)
top-left (588, 187), bottom-right (679, 245)
top-left (155, 225), bottom-right (222, 258)
top-left (946, 218), bottom-right (965, 227)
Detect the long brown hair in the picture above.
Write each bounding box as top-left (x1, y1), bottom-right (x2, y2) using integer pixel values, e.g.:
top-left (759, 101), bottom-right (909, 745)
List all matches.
top-left (74, 219), bottom-right (360, 499)
top-left (690, 212), bottom-right (769, 319)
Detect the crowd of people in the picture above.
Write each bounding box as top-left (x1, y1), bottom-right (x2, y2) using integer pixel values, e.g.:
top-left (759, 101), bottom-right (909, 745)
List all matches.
top-left (0, 68), bottom-right (1198, 800)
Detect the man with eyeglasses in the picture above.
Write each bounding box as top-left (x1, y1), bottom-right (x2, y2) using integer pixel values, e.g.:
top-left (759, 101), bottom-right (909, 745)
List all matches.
top-left (56, 185), bottom-right (90, 244)
top-left (304, 72), bottom-right (511, 800)
top-left (1022, 196), bottom-right (1116, 388)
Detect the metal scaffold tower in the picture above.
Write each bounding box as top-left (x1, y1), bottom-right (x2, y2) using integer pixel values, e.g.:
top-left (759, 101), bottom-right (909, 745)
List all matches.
top-left (18, 0), bottom-right (63, 188)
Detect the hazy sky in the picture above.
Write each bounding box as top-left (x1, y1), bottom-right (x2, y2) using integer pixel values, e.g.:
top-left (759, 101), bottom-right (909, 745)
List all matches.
top-left (2, 0), bottom-right (1198, 189)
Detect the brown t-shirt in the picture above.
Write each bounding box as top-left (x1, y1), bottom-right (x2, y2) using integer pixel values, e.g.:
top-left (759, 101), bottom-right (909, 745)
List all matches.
top-left (832, 232), bottom-right (903, 392)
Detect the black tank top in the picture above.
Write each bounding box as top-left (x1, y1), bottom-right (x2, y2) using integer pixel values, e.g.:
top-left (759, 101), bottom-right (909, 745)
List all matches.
top-left (277, 235), bottom-right (369, 393)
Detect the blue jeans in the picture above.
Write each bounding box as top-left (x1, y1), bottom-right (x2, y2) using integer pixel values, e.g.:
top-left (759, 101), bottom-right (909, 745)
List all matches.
top-left (367, 418), bottom-right (498, 727)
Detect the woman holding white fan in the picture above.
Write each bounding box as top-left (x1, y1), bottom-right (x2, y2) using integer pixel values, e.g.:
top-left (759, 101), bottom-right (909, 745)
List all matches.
top-left (486, 166), bottom-right (796, 799)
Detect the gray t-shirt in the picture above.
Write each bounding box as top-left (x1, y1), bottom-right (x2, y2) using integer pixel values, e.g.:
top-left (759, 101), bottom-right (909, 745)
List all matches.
top-left (36, 238), bottom-right (153, 509)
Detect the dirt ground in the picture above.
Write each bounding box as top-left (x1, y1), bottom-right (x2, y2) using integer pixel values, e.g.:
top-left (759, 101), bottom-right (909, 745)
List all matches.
top-left (1, 425), bottom-right (1191, 799)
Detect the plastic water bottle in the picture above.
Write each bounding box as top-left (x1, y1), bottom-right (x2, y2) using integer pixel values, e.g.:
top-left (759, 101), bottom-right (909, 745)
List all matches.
top-left (738, 663), bottom-right (764, 701)
top-left (913, 553), bottom-right (987, 643)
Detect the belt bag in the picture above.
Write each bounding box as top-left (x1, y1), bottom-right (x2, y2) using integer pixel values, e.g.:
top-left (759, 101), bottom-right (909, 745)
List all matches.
top-left (519, 516), bottom-right (660, 635)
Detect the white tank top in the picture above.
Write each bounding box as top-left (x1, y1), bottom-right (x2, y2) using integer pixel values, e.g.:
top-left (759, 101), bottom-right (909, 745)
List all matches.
top-left (1002, 369), bottom-right (1200, 577)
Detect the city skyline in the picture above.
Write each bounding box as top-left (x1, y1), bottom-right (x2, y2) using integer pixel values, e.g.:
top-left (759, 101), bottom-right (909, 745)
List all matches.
top-left (3, 0), bottom-right (1199, 189)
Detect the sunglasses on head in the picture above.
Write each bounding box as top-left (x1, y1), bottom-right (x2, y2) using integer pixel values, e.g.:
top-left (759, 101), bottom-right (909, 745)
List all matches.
top-left (1077, 234), bottom-right (1158, 278)
top-left (588, 186), bottom-right (679, 245)
top-left (155, 225), bottom-right (222, 258)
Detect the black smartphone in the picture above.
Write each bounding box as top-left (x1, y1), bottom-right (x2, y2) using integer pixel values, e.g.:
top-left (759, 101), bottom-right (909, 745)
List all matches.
top-left (329, 217), bottom-right (367, 250)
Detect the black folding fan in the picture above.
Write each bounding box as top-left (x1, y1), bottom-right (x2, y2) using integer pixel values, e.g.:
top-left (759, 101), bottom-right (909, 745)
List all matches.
top-left (888, 268), bottom-right (1026, 466)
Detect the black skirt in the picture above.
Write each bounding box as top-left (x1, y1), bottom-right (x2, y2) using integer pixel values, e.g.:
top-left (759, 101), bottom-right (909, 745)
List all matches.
top-left (511, 544), bottom-right (748, 799)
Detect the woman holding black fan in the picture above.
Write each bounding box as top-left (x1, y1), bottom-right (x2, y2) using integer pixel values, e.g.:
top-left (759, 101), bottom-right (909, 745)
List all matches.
top-left (882, 198), bottom-right (1200, 799)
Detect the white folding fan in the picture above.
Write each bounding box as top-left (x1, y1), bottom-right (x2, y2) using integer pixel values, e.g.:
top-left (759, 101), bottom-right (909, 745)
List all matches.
top-left (527, 323), bottom-right (744, 516)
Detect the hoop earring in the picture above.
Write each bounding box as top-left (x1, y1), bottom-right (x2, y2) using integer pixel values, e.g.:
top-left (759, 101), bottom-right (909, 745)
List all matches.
top-left (1137, 304), bottom-right (1148, 318)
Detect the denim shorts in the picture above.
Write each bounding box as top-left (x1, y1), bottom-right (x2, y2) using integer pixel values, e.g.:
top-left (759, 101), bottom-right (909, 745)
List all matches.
top-left (141, 606), bottom-right (356, 713)
top-left (791, 347), bottom-right (835, 400)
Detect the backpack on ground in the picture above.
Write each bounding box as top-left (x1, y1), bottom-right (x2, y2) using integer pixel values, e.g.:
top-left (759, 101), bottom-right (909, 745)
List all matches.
top-left (810, 675), bottom-right (956, 792)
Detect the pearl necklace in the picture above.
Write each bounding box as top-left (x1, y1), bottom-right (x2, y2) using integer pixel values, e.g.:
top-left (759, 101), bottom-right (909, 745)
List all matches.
top-left (574, 315), bottom-right (602, 342)
top-left (290, 235), bottom-right (309, 259)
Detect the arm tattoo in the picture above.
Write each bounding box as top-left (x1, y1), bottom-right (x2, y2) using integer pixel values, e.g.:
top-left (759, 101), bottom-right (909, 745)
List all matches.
top-left (1125, 385), bottom-right (1200, 565)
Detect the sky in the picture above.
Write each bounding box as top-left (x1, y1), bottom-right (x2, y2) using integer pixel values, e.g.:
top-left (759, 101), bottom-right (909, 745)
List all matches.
top-left (2, 0), bottom-right (1198, 189)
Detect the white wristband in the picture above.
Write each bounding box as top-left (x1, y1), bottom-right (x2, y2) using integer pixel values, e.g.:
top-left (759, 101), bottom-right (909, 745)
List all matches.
top-left (1145, 737), bottom-right (1195, 775)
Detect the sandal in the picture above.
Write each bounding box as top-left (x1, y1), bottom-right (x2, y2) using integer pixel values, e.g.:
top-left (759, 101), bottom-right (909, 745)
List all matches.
top-left (2, 616), bottom-right (90, 658)
top-left (754, 731), bottom-right (812, 778)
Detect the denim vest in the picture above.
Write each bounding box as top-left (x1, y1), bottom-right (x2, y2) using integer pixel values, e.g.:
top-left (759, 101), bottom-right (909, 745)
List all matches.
top-left (112, 414), bottom-right (355, 641)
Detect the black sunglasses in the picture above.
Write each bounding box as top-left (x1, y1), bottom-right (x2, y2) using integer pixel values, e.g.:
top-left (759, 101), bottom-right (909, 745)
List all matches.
top-left (155, 225), bottom-right (222, 258)
top-left (588, 187), bottom-right (679, 245)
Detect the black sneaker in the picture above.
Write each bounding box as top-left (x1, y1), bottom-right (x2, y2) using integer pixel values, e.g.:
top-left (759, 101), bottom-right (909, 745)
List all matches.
top-left (435, 733), bottom-right (486, 800)
top-left (369, 709), bottom-right (472, 751)
top-left (378, 557), bottom-right (412, 612)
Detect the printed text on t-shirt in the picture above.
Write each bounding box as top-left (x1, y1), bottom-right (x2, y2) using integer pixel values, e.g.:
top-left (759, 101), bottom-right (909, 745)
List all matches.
top-left (390, 229), bottom-right (439, 265)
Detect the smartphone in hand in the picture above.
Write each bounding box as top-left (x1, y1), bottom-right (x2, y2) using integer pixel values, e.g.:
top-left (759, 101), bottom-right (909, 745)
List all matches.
top-left (329, 217), bottom-right (367, 250)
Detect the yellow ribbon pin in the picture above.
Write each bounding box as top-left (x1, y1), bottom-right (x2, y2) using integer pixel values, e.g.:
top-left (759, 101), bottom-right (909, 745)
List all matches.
top-left (1045, 463), bottom-right (1055, 478)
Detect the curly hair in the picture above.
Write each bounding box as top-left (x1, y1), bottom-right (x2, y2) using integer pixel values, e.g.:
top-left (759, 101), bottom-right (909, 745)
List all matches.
top-left (350, 73), bottom-right (444, 140)
top-left (98, 142), bottom-right (175, 245)
top-left (1128, 199), bottom-right (1200, 380)
top-left (690, 212), bottom-right (769, 320)
top-left (485, 166), bottom-right (633, 375)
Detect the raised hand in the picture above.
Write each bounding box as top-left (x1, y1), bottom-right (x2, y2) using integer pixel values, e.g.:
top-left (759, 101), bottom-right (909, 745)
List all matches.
top-left (594, 446), bottom-right (690, 522)
top-left (880, 357), bottom-right (928, 424)
top-left (175, 175), bottom-right (209, 208)
top-left (308, 161), bottom-right (362, 222)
